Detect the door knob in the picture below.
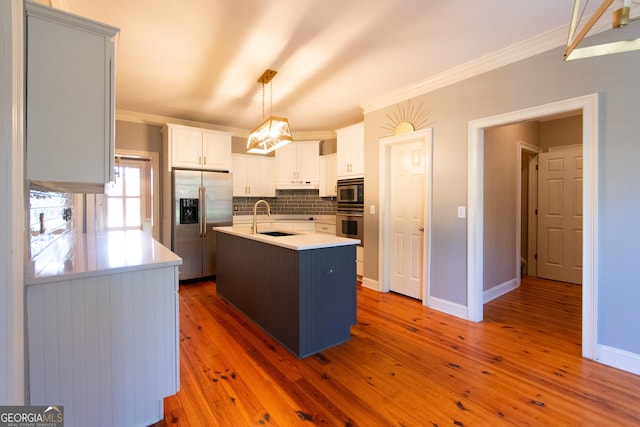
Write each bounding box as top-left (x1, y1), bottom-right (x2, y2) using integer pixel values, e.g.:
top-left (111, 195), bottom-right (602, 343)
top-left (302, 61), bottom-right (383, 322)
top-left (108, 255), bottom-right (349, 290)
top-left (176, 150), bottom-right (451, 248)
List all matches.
top-left (419, 227), bottom-right (424, 232)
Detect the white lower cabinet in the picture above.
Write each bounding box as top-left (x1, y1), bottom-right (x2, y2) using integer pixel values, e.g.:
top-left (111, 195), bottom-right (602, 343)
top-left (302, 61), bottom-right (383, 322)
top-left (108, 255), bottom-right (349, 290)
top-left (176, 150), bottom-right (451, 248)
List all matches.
top-left (357, 245), bottom-right (364, 276)
top-left (26, 266), bottom-right (179, 427)
top-left (315, 222), bottom-right (337, 234)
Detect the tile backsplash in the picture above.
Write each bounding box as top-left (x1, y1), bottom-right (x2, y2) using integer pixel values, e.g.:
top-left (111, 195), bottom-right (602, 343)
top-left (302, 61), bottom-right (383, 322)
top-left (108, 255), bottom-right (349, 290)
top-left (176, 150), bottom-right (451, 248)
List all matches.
top-left (233, 189), bottom-right (336, 216)
top-left (29, 184), bottom-right (76, 259)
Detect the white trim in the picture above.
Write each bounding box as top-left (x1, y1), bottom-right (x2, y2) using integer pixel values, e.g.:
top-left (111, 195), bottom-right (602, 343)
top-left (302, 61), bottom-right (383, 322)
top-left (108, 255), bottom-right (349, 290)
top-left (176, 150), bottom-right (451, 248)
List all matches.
top-left (116, 109), bottom-right (336, 142)
top-left (361, 277), bottom-right (380, 292)
top-left (516, 141), bottom-right (540, 284)
top-left (429, 297), bottom-right (468, 320)
top-left (378, 129), bottom-right (433, 304)
top-left (527, 155), bottom-right (539, 277)
top-left (0, 0), bottom-right (25, 405)
top-left (115, 149), bottom-right (161, 241)
top-left (484, 278), bottom-right (519, 304)
top-left (467, 94), bottom-right (599, 361)
top-left (596, 345), bottom-right (640, 376)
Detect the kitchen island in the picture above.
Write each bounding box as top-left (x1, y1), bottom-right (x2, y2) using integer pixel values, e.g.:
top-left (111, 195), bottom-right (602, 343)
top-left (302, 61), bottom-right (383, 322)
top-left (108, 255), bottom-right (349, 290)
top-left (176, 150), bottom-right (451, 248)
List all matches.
top-left (214, 226), bottom-right (360, 358)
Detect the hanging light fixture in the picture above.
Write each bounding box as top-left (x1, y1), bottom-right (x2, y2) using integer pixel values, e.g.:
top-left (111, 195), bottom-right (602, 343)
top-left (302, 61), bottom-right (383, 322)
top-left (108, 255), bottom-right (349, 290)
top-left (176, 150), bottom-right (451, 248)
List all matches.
top-left (246, 69), bottom-right (293, 154)
top-left (564, 0), bottom-right (640, 60)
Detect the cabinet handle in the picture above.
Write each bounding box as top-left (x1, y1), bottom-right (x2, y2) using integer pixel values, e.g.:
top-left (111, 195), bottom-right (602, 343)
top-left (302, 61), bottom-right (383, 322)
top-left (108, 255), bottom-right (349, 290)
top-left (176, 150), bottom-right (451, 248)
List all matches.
top-left (198, 156), bottom-right (202, 165)
top-left (203, 156), bottom-right (207, 165)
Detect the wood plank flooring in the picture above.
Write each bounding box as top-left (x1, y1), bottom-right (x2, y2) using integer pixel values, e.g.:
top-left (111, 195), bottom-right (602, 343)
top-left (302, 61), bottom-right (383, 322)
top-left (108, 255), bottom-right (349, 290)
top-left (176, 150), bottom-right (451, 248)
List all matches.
top-left (153, 276), bottom-right (640, 426)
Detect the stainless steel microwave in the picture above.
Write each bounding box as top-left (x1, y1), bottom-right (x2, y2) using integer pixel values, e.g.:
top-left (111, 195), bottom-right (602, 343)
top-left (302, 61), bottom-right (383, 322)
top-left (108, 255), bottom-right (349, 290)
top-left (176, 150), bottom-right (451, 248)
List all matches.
top-left (336, 178), bottom-right (364, 204)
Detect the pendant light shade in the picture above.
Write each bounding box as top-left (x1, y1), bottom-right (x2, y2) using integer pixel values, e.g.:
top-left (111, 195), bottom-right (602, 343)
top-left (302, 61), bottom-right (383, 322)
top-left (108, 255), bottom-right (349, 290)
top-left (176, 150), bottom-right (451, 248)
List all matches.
top-left (247, 69), bottom-right (293, 154)
top-left (247, 115), bottom-right (293, 154)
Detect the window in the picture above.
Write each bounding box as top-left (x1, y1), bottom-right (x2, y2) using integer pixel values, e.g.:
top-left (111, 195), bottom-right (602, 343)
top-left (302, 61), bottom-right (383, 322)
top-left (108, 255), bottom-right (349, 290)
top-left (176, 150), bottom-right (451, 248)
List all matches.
top-left (105, 157), bottom-right (151, 231)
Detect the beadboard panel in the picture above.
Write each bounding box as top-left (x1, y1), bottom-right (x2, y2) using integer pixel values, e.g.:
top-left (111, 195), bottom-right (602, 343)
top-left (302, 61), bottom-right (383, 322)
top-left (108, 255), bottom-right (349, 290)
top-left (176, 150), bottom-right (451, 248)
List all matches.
top-left (299, 245), bottom-right (357, 357)
top-left (27, 266), bottom-right (179, 427)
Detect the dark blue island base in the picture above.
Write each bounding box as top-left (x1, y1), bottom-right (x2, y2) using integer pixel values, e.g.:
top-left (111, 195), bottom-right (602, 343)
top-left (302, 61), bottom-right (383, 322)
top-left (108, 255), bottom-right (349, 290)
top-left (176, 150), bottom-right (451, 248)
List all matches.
top-left (216, 232), bottom-right (358, 358)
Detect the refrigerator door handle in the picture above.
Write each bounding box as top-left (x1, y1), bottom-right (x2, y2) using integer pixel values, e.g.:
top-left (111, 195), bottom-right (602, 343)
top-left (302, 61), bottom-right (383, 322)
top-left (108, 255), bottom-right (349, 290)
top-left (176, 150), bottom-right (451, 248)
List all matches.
top-left (201, 186), bottom-right (207, 238)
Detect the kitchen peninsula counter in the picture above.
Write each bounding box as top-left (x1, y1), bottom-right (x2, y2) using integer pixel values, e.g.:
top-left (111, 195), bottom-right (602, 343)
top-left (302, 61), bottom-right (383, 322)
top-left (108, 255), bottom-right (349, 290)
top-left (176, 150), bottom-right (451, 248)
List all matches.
top-left (25, 229), bottom-right (182, 285)
top-left (25, 230), bottom-right (181, 427)
top-left (214, 226), bottom-right (359, 358)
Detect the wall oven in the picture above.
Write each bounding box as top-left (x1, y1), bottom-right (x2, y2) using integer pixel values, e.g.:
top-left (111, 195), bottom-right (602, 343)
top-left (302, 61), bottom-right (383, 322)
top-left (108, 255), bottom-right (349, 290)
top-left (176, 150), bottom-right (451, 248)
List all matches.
top-left (336, 211), bottom-right (363, 245)
top-left (336, 178), bottom-right (364, 245)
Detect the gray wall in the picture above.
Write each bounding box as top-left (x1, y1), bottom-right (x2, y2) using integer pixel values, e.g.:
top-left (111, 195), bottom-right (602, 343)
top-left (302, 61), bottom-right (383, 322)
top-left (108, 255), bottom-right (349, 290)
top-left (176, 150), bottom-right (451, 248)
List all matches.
top-left (364, 44), bottom-right (640, 354)
top-left (483, 121), bottom-right (539, 291)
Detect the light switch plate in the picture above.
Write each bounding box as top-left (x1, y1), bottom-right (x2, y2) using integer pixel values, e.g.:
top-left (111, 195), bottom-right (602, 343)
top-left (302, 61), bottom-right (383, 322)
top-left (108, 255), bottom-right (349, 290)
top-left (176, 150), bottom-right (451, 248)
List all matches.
top-left (370, 205), bottom-right (376, 214)
top-left (457, 206), bottom-right (466, 218)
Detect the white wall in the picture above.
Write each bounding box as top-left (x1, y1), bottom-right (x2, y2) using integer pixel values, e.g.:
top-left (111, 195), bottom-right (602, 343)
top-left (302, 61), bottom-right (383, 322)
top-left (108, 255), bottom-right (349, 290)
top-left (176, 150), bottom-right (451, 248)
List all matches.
top-left (0, 0), bottom-right (25, 405)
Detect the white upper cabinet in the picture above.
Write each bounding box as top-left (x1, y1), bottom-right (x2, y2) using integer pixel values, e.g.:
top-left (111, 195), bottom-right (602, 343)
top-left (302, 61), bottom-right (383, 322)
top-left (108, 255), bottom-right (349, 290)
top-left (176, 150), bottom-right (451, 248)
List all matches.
top-left (231, 154), bottom-right (275, 197)
top-left (165, 124), bottom-right (231, 171)
top-left (336, 122), bottom-right (364, 179)
top-left (319, 154), bottom-right (337, 197)
top-left (25, 2), bottom-right (119, 192)
top-left (275, 141), bottom-right (320, 189)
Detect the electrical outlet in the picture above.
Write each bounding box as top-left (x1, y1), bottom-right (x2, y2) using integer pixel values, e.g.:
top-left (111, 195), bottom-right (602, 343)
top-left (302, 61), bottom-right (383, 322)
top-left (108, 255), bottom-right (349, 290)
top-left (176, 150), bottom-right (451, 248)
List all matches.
top-left (233, 205), bottom-right (238, 212)
top-left (457, 206), bottom-right (466, 218)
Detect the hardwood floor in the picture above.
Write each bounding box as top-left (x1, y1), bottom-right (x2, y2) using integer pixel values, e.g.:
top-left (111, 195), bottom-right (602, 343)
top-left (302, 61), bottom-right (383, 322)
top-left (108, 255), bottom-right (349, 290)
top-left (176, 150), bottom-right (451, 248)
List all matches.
top-left (153, 276), bottom-right (640, 426)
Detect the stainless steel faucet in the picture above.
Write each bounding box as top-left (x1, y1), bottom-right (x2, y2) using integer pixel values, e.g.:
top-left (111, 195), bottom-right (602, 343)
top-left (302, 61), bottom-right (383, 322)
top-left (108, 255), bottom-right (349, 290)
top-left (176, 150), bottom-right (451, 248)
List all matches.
top-left (252, 199), bottom-right (271, 235)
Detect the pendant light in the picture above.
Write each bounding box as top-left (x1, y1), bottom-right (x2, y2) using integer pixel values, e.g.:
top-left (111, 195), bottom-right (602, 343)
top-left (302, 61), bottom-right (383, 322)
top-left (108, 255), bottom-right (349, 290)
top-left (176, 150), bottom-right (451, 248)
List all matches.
top-left (246, 69), bottom-right (293, 154)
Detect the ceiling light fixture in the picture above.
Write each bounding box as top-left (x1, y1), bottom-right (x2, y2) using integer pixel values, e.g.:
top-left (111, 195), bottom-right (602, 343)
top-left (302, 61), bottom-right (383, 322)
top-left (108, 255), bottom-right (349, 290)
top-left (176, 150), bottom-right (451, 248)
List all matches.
top-left (246, 69), bottom-right (293, 154)
top-left (564, 0), bottom-right (640, 60)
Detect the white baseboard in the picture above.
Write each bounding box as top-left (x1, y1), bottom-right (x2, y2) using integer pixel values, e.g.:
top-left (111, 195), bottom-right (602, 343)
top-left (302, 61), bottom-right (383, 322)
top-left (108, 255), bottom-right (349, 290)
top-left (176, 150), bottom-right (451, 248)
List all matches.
top-left (428, 296), bottom-right (468, 320)
top-left (483, 278), bottom-right (519, 304)
top-left (361, 277), bottom-right (380, 292)
top-left (597, 344), bottom-right (640, 376)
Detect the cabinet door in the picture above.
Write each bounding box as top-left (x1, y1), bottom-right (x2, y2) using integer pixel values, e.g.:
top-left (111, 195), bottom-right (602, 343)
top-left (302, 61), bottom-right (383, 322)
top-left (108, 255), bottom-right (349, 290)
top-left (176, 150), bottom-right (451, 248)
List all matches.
top-left (336, 123), bottom-right (364, 179)
top-left (296, 142), bottom-right (319, 183)
top-left (348, 124), bottom-right (365, 176)
top-left (26, 4), bottom-right (118, 187)
top-left (275, 144), bottom-right (298, 183)
top-left (231, 155), bottom-right (276, 197)
top-left (231, 155), bottom-right (249, 196)
top-left (319, 154), bottom-right (337, 197)
top-left (248, 157), bottom-right (276, 197)
top-left (202, 131), bottom-right (231, 171)
top-left (171, 126), bottom-right (203, 169)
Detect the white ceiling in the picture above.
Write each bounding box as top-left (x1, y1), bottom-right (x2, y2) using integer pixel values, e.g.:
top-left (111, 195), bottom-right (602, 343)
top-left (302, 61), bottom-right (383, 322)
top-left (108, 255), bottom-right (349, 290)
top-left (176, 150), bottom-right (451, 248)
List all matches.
top-left (48, 0), bottom-right (620, 133)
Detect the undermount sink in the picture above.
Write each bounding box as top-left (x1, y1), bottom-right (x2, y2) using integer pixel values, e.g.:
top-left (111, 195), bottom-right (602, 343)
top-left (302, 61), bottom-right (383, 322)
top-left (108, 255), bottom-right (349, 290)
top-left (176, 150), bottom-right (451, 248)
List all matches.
top-left (259, 231), bottom-right (296, 237)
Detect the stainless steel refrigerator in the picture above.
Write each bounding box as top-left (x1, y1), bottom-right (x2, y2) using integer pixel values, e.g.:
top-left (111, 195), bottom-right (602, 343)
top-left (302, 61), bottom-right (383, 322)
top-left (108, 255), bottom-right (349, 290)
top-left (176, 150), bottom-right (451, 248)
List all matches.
top-left (172, 169), bottom-right (232, 280)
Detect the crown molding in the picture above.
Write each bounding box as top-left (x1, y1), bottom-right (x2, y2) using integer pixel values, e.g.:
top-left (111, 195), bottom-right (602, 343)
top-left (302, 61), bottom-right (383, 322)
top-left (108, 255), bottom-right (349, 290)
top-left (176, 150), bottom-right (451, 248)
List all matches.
top-left (116, 109), bottom-right (336, 140)
top-left (359, 11), bottom-right (623, 115)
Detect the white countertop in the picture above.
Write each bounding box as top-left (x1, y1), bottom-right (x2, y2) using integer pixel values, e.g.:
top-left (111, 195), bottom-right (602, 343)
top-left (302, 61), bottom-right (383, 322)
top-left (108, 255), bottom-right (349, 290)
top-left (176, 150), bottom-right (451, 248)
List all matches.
top-left (214, 226), bottom-right (359, 251)
top-left (25, 230), bottom-right (182, 286)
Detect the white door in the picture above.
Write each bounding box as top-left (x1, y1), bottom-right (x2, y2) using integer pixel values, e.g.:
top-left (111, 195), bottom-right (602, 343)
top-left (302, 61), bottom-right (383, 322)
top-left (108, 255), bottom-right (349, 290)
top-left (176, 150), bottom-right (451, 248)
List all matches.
top-left (537, 147), bottom-right (583, 284)
top-left (389, 140), bottom-right (425, 299)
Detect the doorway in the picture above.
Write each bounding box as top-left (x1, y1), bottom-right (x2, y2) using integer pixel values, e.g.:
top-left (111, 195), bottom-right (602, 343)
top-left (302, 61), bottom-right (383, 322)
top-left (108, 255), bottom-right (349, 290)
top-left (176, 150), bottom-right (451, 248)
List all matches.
top-left (379, 129), bottom-right (432, 304)
top-left (467, 94), bottom-right (598, 360)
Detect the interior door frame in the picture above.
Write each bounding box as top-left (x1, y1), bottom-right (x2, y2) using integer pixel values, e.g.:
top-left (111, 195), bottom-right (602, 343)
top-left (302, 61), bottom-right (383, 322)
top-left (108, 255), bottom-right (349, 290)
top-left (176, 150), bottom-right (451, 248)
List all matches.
top-left (517, 141), bottom-right (540, 283)
top-left (379, 128), bottom-right (433, 305)
top-left (467, 94), bottom-right (598, 360)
